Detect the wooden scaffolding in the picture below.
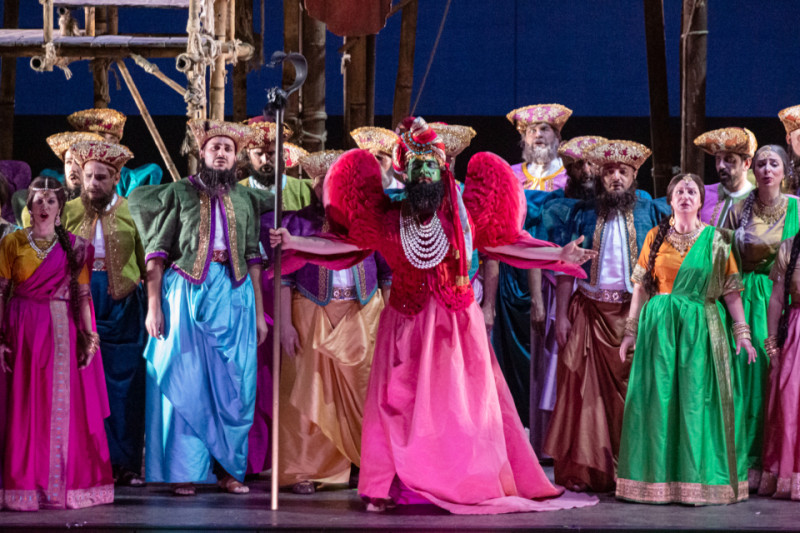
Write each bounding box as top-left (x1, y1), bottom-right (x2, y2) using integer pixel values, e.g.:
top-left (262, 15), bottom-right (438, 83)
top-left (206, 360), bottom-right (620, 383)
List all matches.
top-left (0, 0), bottom-right (257, 176)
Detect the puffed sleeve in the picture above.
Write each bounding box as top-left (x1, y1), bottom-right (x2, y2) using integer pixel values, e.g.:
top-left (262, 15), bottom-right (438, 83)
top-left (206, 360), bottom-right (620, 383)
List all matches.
top-left (0, 230), bottom-right (18, 280)
top-left (128, 183), bottom-right (179, 263)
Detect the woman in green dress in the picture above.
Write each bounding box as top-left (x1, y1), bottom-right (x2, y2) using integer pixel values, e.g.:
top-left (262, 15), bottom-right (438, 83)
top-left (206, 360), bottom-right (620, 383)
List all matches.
top-left (617, 173), bottom-right (756, 505)
top-left (723, 145), bottom-right (799, 492)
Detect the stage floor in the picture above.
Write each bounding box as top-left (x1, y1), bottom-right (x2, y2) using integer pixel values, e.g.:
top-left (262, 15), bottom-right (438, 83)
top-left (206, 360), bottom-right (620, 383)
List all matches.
top-left (0, 470), bottom-right (795, 532)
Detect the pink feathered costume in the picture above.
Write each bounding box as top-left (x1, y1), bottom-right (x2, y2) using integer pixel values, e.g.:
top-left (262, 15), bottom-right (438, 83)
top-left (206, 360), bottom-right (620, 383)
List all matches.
top-left (278, 144), bottom-right (597, 514)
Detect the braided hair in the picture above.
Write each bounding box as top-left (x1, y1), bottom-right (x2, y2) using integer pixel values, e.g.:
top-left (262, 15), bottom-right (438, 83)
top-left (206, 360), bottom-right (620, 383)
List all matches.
top-left (641, 173), bottom-right (705, 297)
top-left (26, 177), bottom-right (91, 357)
top-left (778, 235), bottom-right (800, 347)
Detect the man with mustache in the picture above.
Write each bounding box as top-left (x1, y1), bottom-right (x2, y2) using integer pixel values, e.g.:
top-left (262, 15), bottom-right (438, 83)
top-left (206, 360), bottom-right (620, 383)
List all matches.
top-left (130, 119), bottom-right (271, 497)
top-left (239, 117), bottom-right (314, 211)
top-left (67, 108), bottom-right (162, 197)
top-left (14, 132), bottom-right (103, 226)
top-left (351, 126), bottom-right (404, 190)
top-left (483, 103), bottom-right (572, 457)
top-left (778, 105), bottom-right (800, 191)
top-left (61, 139), bottom-right (147, 487)
top-left (544, 140), bottom-right (670, 492)
top-left (269, 117), bottom-right (598, 513)
top-left (694, 127), bottom-right (757, 226)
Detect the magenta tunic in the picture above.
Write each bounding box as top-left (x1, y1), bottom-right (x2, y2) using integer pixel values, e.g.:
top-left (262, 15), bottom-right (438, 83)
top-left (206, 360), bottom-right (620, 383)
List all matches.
top-left (0, 233), bottom-right (113, 511)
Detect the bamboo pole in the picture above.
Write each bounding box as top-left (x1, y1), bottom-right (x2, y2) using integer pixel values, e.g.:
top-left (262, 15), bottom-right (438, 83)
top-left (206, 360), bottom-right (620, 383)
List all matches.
top-left (209, 0), bottom-right (229, 121)
top-left (42, 1), bottom-right (53, 43)
top-left (680, 0), bottom-right (707, 177)
top-left (132, 54), bottom-right (186, 96)
top-left (301, 9), bottom-right (326, 151)
top-left (116, 60), bottom-right (181, 183)
top-left (92, 7), bottom-right (110, 108)
top-left (0, 0), bottom-right (19, 160)
top-left (643, 0), bottom-right (672, 196)
top-left (282, 0), bottom-right (301, 135)
top-left (232, 0), bottom-right (252, 122)
top-left (344, 36), bottom-right (367, 146)
top-left (392, 0), bottom-right (417, 128)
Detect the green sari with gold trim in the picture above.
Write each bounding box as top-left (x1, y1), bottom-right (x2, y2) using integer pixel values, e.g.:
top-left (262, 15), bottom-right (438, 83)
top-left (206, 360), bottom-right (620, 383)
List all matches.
top-left (616, 226), bottom-right (748, 505)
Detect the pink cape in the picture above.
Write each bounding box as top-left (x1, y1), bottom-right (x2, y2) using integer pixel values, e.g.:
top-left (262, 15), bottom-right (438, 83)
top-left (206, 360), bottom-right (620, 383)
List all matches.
top-left (357, 297), bottom-right (597, 514)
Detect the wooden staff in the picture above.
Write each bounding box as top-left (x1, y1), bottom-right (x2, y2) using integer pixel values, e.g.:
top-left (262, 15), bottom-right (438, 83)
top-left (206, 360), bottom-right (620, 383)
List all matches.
top-left (266, 51), bottom-right (307, 511)
top-left (115, 59), bottom-right (182, 182)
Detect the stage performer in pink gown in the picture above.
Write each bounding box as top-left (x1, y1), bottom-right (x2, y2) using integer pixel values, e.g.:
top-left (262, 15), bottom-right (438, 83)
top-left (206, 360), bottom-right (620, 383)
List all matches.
top-left (0, 177), bottom-right (113, 511)
top-left (270, 117), bottom-right (599, 514)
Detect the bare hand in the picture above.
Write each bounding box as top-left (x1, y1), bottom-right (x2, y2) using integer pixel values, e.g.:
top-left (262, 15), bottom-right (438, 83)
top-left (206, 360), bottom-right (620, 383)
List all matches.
top-left (482, 302), bottom-right (495, 335)
top-left (559, 236), bottom-right (598, 265)
top-left (269, 228), bottom-right (294, 250)
top-left (79, 349), bottom-right (97, 370)
top-left (280, 324), bottom-right (301, 358)
top-left (256, 315), bottom-right (269, 346)
top-left (146, 305), bottom-right (165, 339)
top-left (78, 331), bottom-right (100, 370)
top-left (737, 338), bottom-right (757, 364)
top-left (531, 300), bottom-right (546, 335)
top-left (555, 317), bottom-right (571, 349)
top-left (0, 343), bottom-right (12, 373)
top-left (619, 334), bottom-right (636, 362)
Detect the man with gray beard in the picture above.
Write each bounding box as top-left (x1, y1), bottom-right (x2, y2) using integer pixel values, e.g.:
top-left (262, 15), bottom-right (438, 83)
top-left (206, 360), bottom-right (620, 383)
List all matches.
top-left (482, 104), bottom-right (572, 457)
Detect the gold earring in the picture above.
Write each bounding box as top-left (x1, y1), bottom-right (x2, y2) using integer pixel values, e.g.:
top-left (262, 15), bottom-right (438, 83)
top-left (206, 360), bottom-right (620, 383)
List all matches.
top-left (669, 216), bottom-right (675, 226)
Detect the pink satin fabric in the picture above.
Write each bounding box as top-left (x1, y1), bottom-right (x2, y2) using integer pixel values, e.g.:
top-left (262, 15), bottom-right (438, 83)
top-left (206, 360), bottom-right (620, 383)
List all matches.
top-left (357, 297), bottom-right (598, 514)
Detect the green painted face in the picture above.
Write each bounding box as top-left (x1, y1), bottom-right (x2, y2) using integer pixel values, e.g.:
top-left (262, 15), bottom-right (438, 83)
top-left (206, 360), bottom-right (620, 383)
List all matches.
top-left (406, 157), bottom-right (441, 184)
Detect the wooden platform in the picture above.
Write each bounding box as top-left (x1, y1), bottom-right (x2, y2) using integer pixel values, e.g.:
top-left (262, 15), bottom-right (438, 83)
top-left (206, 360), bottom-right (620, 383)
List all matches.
top-left (0, 473), bottom-right (795, 532)
top-left (0, 28), bottom-right (254, 59)
top-left (53, 0), bottom-right (190, 7)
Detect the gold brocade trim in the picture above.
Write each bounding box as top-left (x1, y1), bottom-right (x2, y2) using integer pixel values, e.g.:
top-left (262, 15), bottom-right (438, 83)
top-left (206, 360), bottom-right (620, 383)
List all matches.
top-left (356, 262), bottom-right (368, 301)
top-left (589, 211), bottom-right (607, 286)
top-left (616, 478), bottom-right (748, 505)
top-left (624, 208), bottom-right (638, 278)
top-left (190, 193), bottom-right (211, 281)
top-left (456, 275), bottom-right (470, 286)
top-left (102, 201), bottom-right (135, 300)
top-left (722, 271), bottom-right (744, 295)
top-left (776, 476), bottom-right (791, 496)
top-left (704, 227), bottom-right (740, 500)
top-left (631, 264), bottom-right (646, 285)
top-left (792, 472), bottom-right (800, 500)
top-left (710, 198), bottom-right (725, 227)
top-left (222, 195), bottom-right (243, 281)
top-left (521, 163), bottom-right (563, 192)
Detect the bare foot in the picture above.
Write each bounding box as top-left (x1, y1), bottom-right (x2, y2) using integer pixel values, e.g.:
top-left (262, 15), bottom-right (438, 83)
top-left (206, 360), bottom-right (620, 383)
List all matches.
top-left (173, 483), bottom-right (196, 496)
top-left (218, 475), bottom-right (249, 494)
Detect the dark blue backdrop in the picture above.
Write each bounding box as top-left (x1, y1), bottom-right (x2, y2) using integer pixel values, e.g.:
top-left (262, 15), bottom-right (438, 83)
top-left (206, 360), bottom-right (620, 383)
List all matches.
top-left (2, 1), bottom-right (798, 118)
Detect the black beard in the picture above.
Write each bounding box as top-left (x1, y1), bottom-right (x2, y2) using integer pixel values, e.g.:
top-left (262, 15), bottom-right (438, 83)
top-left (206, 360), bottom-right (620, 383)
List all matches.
top-left (198, 160), bottom-right (238, 197)
top-left (564, 162), bottom-right (598, 200)
top-left (66, 185), bottom-right (82, 201)
top-left (718, 169), bottom-right (739, 190)
top-left (596, 185), bottom-right (637, 214)
top-left (80, 187), bottom-right (115, 217)
top-left (405, 180), bottom-right (445, 217)
top-left (246, 162), bottom-right (275, 188)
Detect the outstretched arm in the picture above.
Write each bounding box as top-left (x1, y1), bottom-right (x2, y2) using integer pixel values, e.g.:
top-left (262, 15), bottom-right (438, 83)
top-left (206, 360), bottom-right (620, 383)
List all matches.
top-left (484, 235), bottom-right (597, 266)
top-left (269, 227), bottom-right (361, 256)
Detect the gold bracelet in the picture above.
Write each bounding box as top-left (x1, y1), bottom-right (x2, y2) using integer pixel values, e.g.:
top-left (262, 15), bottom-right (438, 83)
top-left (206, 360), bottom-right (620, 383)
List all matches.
top-left (624, 317), bottom-right (638, 338)
top-left (732, 321), bottom-right (751, 342)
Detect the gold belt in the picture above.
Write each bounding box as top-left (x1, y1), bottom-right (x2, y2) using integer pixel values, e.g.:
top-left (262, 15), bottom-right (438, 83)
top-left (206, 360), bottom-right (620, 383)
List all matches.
top-left (92, 258), bottom-right (107, 271)
top-left (578, 285), bottom-right (631, 303)
top-left (332, 286), bottom-right (357, 300)
top-left (211, 250), bottom-right (229, 263)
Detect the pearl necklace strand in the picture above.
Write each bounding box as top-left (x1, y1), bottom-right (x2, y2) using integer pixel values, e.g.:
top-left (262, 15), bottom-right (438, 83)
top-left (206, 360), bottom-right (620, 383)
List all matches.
top-left (26, 227), bottom-right (58, 260)
top-left (399, 211), bottom-right (449, 269)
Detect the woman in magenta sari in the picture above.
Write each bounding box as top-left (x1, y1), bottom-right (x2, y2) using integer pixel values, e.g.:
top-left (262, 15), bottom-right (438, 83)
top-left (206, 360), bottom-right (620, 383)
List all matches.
top-left (0, 177), bottom-right (113, 511)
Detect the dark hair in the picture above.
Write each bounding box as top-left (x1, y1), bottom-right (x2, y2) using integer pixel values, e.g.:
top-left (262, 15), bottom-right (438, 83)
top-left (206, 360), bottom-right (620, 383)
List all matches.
top-left (26, 177), bottom-right (91, 357)
top-left (0, 170), bottom-right (8, 209)
top-left (779, 235), bottom-right (800, 347)
top-left (641, 173), bottom-right (705, 296)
